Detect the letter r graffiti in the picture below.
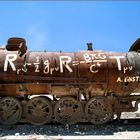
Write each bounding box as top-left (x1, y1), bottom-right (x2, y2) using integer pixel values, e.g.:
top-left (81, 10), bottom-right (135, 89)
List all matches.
top-left (4, 54), bottom-right (17, 71)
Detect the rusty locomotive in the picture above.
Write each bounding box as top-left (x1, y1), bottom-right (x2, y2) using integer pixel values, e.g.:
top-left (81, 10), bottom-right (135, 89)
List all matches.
top-left (0, 37), bottom-right (140, 125)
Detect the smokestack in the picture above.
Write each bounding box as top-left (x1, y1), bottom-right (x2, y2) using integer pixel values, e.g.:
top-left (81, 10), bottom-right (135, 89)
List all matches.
top-left (87, 43), bottom-right (93, 51)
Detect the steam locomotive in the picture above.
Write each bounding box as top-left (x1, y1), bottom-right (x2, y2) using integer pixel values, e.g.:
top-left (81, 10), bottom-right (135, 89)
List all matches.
top-left (0, 37), bottom-right (140, 125)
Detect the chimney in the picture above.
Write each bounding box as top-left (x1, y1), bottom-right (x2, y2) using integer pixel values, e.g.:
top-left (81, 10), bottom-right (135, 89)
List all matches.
top-left (87, 43), bottom-right (93, 51)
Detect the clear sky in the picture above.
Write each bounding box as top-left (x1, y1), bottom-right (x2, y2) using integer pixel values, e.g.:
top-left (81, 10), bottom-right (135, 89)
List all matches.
top-left (0, 1), bottom-right (140, 52)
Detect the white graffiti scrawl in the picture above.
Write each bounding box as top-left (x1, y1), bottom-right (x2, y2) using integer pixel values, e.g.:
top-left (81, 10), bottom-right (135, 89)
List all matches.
top-left (4, 54), bottom-right (17, 71)
top-left (59, 56), bottom-right (73, 73)
top-left (3, 52), bottom-right (108, 75)
top-left (109, 56), bottom-right (125, 71)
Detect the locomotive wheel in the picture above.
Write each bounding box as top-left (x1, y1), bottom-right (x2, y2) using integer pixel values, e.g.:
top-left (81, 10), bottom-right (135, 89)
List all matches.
top-left (25, 96), bottom-right (53, 125)
top-left (0, 97), bottom-right (22, 125)
top-left (54, 96), bottom-right (82, 125)
top-left (85, 97), bottom-right (113, 124)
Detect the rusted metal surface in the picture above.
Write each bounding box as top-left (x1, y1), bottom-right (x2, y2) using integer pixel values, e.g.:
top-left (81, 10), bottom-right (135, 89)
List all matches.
top-left (85, 97), bottom-right (113, 124)
top-left (54, 96), bottom-right (82, 125)
top-left (25, 96), bottom-right (53, 125)
top-left (0, 48), bottom-right (139, 96)
top-left (0, 97), bottom-right (22, 125)
top-left (0, 37), bottom-right (140, 125)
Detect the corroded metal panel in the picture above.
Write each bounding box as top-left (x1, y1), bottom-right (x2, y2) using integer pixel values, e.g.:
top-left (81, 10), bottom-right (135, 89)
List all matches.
top-left (0, 37), bottom-right (140, 97)
top-left (1, 37), bottom-right (140, 125)
top-left (107, 52), bottom-right (140, 96)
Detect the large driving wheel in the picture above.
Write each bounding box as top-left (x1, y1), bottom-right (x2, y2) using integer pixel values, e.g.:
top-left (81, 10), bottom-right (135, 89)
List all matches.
top-left (85, 97), bottom-right (113, 124)
top-left (0, 97), bottom-right (22, 125)
top-left (54, 96), bottom-right (82, 125)
top-left (25, 96), bottom-right (53, 125)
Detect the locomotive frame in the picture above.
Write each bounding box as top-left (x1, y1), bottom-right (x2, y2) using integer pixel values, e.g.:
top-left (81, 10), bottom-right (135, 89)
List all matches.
top-left (0, 37), bottom-right (140, 125)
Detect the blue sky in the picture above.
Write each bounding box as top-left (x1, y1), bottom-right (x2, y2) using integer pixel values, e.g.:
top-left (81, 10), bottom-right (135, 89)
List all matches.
top-left (0, 1), bottom-right (140, 52)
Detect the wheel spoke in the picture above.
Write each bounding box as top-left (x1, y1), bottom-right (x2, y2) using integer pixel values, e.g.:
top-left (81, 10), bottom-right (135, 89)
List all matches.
top-left (25, 96), bottom-right (53, 125)
top-left (54, 96), bottom-right (82, 125)
top-left (0, 97), bottom-right (22, 125)
top-left (85, 97), bottom-right (113, 124)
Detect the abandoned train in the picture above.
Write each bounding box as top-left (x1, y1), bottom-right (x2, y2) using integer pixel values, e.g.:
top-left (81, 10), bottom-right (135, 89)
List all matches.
top-left (0, 37), bottom-right (140, 125)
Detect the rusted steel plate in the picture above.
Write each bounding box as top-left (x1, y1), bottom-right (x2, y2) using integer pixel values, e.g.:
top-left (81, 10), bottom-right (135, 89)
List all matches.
top-left (0, 37), bottom-right (140, 97)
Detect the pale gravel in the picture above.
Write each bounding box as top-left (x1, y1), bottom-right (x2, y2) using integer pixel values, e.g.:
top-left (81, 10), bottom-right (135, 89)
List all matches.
top-left (0, 112), bottom-right (140, 139)
top-left (0, 121), bottom-right (140, 139)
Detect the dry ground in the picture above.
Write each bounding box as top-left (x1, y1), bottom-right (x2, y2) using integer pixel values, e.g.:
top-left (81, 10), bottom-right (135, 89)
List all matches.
top-left (1, 109), bottom-right (140, 139)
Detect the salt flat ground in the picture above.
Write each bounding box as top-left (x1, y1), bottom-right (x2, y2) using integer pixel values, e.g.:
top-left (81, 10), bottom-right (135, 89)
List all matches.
top-left (0, 112), bottom-right (140, 140)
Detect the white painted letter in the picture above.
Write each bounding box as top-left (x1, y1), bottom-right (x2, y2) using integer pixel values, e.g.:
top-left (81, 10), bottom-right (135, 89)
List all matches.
top-left (109, 56), bottom-right (125, 71)
top-left (116, 77), bottom-right (123, 82)
top-left (98, 53), bottom-right (107, 59)
top-left (43, 60), bottom-right (50, 74)
top-left (4, 54), bottom-right (17, 71)
top-left (60, 56), bottom-right (73, 73)
top-left (90, 64), bottom-right (99, 73)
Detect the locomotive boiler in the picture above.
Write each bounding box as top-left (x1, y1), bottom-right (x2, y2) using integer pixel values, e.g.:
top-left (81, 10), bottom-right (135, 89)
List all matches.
top-left (0, 37), bottom-right (140, 125)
